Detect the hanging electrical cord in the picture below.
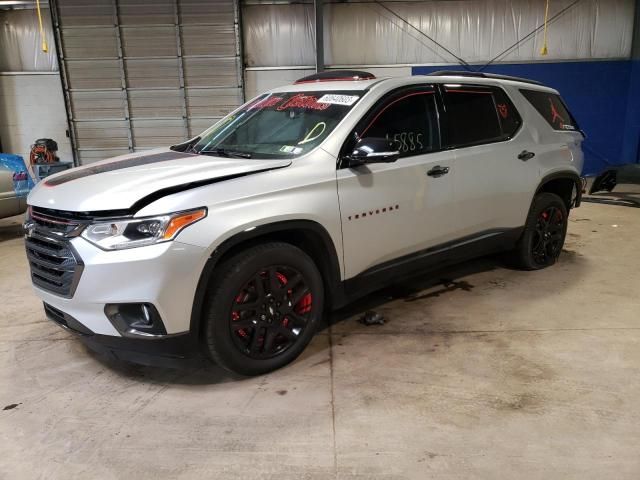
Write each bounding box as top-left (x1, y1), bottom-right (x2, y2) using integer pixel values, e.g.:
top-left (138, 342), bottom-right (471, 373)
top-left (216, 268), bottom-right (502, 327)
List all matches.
top-left (36, 0), bottom-right (49, 53)
top-left (540, 0), bottom-right (551, 56)
top-left (373, 1), bottom-right (474, 71)
top-left (479, 0), bottom-right (583, 71)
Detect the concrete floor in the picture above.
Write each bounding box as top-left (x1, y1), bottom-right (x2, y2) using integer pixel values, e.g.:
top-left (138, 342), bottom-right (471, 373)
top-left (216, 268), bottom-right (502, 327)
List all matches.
top-left (1, 202), bottom-right (639, 479)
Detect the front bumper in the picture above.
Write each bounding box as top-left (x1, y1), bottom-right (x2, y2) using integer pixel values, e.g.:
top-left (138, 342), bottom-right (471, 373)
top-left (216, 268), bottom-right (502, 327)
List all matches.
top-left (32, 235), bottom-right (208, 348)
top-left (44, 301), bottom-right (200, 367)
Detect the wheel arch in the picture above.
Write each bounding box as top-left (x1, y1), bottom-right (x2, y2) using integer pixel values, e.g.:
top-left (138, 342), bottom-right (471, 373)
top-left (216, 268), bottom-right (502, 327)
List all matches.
top-left (189, 220), bottom-right (344, 338)
top-left (535, 171), bottom-right (583, 210)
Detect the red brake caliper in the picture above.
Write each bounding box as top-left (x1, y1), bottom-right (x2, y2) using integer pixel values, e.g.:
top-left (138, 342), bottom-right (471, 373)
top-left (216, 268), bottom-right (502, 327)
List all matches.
top-left (296, 293), bottom-right (312, 314)
top-left (277, 272), bottom-right (312, 327)
top-left (233, 291), bottom-right (248, 338)
top-left (277, 273), bottom-right (291, 328)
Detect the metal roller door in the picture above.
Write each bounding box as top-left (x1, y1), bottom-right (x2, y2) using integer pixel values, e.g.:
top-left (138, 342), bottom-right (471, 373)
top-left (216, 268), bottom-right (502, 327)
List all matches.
top-left (51, 0), bottom-right (244, 165)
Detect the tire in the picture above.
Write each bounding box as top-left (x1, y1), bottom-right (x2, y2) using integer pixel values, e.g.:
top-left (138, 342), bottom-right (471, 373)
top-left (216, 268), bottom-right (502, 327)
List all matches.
top-left (511, 192), bottom-right (569, 270)
top-left (202, 242), bottom-right (324, 376)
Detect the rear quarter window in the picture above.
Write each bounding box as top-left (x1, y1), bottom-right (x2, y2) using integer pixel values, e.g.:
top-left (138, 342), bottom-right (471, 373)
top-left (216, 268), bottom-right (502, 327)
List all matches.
top-left (520, 89), bottom-right (578, 132)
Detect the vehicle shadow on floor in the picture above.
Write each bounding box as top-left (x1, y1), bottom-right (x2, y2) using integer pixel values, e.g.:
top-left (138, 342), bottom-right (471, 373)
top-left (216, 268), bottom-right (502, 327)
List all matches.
top-left (85, 250), bottom-right (587, 385)
top-left (322, 255), bottom-right (505, 330)
top-left (83, 254), bottom-right (504, 385)
top-left (0, 217), bottom-right (24, 242)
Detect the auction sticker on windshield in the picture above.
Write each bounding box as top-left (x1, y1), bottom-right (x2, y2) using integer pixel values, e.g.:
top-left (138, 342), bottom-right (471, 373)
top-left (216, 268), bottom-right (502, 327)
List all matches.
top-left (317, 94), bottom-right (360, 106)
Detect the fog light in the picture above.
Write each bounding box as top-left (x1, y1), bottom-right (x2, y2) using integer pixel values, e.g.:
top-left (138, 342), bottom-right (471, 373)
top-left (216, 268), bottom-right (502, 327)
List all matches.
top-left (104, 303), bottom-right (166, 337)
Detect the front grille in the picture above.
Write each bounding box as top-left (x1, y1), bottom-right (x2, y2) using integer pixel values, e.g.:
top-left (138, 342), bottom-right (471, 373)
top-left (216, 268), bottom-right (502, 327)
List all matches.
top-left (30, 207), bottom-right (85, 236)
top-left (25, 208), bottom-right (85, 298)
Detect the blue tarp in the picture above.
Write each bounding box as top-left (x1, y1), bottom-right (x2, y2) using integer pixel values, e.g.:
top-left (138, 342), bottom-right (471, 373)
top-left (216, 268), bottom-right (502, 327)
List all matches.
top-left (0, 154), bottom-right (35, 197)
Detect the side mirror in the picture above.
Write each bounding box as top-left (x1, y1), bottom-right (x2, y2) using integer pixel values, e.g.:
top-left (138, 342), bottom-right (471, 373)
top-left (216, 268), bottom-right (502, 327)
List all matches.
top-left (347, 137), bottom-right (400, 166)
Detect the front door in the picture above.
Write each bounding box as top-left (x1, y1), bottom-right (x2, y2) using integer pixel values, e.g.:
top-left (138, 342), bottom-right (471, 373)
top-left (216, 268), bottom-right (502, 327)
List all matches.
top-left (336, 85), bottom-right (457, 280)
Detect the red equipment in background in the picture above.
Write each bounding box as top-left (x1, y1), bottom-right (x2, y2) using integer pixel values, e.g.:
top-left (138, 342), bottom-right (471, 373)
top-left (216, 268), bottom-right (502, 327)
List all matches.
top-left (29, 138), bottom-right (58, 166)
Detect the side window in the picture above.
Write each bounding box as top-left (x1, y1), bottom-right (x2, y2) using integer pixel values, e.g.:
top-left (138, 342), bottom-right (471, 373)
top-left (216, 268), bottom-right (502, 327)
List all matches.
top-left (441, 85), bottom-right (504, 147)
top-left (358, 88), bottom-right (440, 158)
top-left (493, 88), bottom-right (522, 137)
top-left (520, 89), bottom-right (578, 131)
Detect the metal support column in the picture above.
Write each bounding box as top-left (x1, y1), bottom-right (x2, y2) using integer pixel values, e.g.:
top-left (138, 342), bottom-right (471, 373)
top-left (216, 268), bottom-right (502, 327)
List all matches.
top-left (314, 0), bottom-right (324, 73)
top-left (174, 0), bottom-right (191, 139)
top-left (632, 0), bottom-right (640, 60)
top-left (49, 0), bottom-right (79, 166)
top-left (113, 0), bottom-right (135, 153)
top-left (234, 0), bottom-right (245, 102)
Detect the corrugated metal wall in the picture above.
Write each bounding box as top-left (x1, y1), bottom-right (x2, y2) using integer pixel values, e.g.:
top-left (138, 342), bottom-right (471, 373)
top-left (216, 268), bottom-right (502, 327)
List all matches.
top-left (51, 0), bottom-right (244, 165)
top-left (242, 0), bottom-right (635, 67)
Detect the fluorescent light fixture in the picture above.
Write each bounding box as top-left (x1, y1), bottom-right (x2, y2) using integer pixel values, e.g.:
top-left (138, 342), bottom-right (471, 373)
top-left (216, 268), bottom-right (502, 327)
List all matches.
top-left (0, 0), bottom-right (46, 6)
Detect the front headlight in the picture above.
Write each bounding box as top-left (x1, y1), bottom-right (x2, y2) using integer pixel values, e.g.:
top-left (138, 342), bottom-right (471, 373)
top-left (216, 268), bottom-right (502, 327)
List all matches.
top-left (81, 208), bottom-right (207, 250)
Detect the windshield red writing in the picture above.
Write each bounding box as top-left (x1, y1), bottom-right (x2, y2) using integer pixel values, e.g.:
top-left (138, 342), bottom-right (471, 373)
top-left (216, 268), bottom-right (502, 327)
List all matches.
top-left (247, 96), bottom-right (283, 110)
top-left (276, 94), bottom-right (330, 111)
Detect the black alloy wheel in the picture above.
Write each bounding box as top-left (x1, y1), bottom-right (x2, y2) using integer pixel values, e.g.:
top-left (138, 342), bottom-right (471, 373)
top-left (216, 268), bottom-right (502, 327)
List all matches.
top-left (531, 205), bottom-right (566, 267)
top-left (511, 192), bottom-right (569, 270)
top-left (203, 242), bottom-right (323, 376)
top-left (230, 266), bottom-right (313, 359)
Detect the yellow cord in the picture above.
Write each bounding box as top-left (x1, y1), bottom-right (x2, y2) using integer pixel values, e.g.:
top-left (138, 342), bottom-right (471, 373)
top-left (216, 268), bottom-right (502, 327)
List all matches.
top-left (541, 0), bottom-right (550, 56)
top-left (36, 0), bottom-right (48, 53)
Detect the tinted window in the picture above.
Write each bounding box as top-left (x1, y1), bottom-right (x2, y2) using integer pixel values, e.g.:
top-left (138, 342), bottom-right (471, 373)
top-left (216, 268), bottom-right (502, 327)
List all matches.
top-left (520, 89), bottom-right (578, 131)
top-left (493, 88), bottom-right (522, 137)
top-left (442, 86), bottom-right (505, 147)
top-left (358, 88), bottom-right (440, 157)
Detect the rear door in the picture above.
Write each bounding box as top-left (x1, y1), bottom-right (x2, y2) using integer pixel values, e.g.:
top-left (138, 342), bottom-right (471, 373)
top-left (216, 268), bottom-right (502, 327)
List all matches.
top-left (439, 84), bottom-right (537, 237)
top-left (337, 85), bottom-right (457, 279)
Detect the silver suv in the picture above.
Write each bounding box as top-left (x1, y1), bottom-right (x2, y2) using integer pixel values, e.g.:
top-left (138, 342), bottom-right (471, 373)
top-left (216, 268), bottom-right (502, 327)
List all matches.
top-left (25, 71), bottom-right (584, 375)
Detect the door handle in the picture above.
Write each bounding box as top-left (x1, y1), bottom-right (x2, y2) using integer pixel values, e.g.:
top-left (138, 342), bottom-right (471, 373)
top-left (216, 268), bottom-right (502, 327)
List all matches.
top-left (518, 150), bottom-right (536, 161)
top-left (427, 165), bottom-right (450, 178)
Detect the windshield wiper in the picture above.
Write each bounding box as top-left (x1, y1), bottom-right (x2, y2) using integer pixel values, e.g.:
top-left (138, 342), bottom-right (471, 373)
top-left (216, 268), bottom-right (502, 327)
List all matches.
top-left (200, 148), bottom-right (252, 159)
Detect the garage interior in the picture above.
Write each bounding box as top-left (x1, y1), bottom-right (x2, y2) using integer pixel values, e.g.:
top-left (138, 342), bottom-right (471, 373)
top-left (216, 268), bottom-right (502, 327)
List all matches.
top-left (1, 0), bottom-right (640, 478)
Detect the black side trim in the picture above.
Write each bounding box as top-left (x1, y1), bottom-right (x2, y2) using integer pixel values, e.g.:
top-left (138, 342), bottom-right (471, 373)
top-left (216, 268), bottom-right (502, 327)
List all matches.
top-left (344, 228), bottom-right (523, 300)
top-left (189, 220), bottom-right (344, 333)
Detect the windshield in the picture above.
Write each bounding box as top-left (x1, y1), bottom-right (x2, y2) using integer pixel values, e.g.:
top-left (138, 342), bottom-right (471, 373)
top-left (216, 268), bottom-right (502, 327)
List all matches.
top-left (191, 90), bottom-right (365, 159)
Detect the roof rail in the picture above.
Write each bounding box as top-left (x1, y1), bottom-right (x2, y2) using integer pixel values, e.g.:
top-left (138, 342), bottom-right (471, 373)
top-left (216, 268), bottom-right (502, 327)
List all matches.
top-left (426, 70), bottom-right (543, 87)
top-left (295, 70), bottom-right (376, 84)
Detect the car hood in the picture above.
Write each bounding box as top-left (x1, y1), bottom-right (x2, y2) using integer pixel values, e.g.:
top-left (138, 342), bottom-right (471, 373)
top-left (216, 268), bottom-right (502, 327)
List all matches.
top-left (28, 148), bottom-right (292, 213)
